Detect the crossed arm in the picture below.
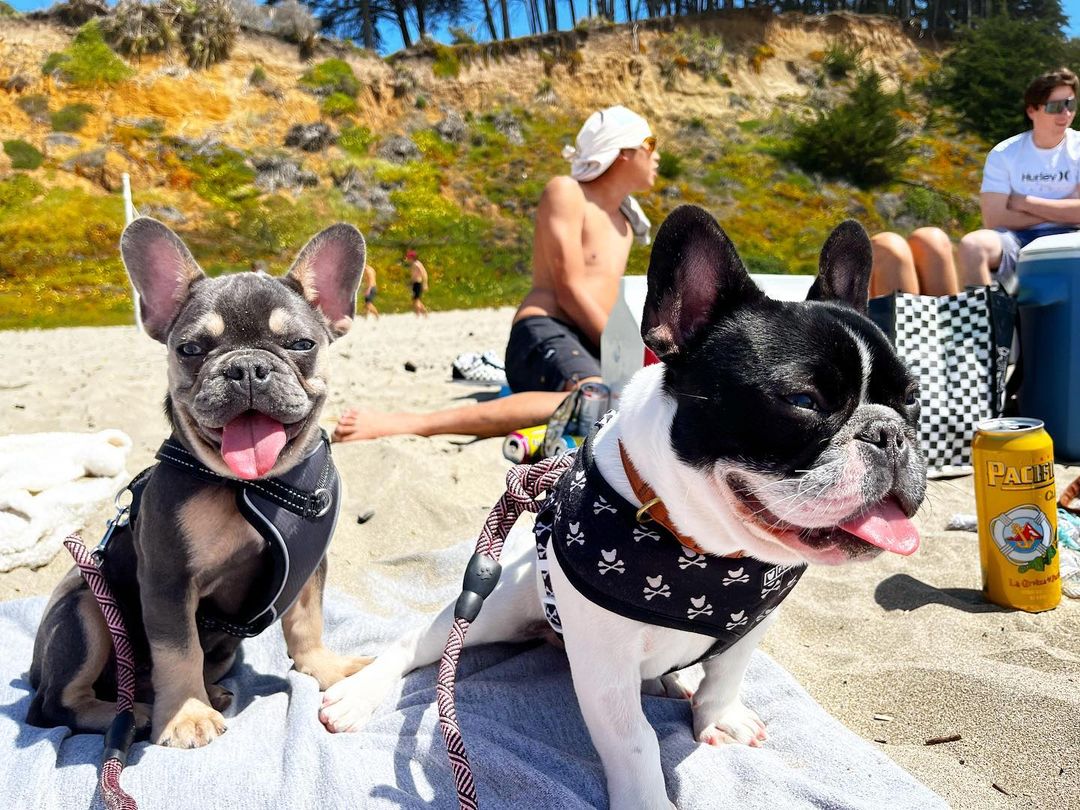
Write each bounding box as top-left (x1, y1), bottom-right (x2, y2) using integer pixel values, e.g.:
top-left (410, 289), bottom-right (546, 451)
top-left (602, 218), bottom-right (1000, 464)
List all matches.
top-left (989, 187), bottom-right (1080, 227)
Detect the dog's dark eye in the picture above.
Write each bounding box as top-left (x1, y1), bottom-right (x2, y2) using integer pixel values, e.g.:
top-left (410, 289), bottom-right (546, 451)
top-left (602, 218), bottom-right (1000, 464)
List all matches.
top-left (904, 385), bottom-right (919, 407)
top-left (784, 392), bottom-right (819, 411)
top-left (177, 342), bottom-right (204, 357)
top-left (287, 338), bottom-right (316, 351)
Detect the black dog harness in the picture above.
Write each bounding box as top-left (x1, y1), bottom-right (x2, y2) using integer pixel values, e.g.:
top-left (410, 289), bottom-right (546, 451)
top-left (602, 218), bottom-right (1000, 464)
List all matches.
top-left (118, 431), bottom-right (339, 637)
top-left (535, 433), bottom-right (806, 671)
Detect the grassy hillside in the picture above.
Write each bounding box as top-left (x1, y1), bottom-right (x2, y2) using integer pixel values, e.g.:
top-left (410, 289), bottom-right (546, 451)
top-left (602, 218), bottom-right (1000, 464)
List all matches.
top-left (0, 10), bottom-right (987, 329)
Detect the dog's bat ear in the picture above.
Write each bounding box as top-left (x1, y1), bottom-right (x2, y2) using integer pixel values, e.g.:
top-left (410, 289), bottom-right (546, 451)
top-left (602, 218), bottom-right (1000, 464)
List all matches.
top-left (806, 220), bottom-right (872, 314)
top-left (285, 223), bottom-right (365, 339)
top-left (641, 205), bottom-right (762, 360)
top-left (120, 217), bottom-right (205, 343)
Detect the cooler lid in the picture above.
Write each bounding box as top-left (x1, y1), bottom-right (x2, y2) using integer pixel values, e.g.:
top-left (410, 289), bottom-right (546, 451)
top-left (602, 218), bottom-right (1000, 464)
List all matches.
top-left (1017, 230), bottom-right (1080, 260)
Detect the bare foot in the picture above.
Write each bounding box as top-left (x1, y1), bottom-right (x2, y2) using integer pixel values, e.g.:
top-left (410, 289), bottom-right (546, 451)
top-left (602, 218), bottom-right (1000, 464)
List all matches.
top-left (332, 409), bottom-right (426, 442)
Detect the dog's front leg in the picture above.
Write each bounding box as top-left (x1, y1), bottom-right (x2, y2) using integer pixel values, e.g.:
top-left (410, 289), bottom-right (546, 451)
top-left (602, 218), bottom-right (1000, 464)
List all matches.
top-left (691, 618), bottom-right (772, 747)
top-left (142, 577), bottom-right (226, 748)
top-left (282, 559), bottom-right (372, 689)
top-left (563, 630), bottom-right (672, 810)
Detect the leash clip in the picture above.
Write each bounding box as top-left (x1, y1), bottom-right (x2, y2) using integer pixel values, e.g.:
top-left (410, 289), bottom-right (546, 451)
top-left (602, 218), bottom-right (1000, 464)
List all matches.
top-left (93, 491), bottom-right (132, 562)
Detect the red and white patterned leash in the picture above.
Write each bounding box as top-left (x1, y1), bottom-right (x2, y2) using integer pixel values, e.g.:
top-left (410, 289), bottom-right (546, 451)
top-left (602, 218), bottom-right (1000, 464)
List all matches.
top-left (63, 534), bottom-right (139, 810)
top-left (437, 453), bottom-right (574, 810)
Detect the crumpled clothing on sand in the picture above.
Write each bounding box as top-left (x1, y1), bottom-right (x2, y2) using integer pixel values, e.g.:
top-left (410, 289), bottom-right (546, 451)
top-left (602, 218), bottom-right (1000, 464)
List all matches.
top-left (0, 430), bottom-right (131, 572)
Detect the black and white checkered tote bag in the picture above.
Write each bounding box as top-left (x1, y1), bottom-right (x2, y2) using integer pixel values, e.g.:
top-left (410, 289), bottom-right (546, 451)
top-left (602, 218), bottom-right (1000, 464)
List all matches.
top-left (869, 287), bottom-right (1016, 477)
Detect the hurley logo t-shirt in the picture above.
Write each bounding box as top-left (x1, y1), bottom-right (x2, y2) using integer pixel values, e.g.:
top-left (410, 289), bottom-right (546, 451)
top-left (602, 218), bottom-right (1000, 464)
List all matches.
top-left (981, 129), bottom-right (1080, 228)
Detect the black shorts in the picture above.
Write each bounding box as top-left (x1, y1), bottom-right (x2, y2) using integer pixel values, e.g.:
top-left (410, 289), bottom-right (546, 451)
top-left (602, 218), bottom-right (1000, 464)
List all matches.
top-left (412, 282), bottom-right (423, 300)
top-left (505, 316), bottom-right (601, 393)
top-left (364, 286), bottom-right (377, 303)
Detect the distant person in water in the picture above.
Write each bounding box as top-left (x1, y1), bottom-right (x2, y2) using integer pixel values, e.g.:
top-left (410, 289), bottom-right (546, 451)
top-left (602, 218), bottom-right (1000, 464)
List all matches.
top-left (407, 250), bottom-right (429, 317)
top-left (333, 105), bottom-right (658, 442)
top-left (361, 263), bottom-right (379, 319)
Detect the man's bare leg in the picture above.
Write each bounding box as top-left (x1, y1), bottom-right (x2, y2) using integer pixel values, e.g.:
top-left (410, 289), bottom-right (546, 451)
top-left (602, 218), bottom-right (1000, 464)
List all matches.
top-left (957, 229), bottom-right (1003, 286)
top-left (870, 232), bottom-right (919, 296)
top-left (333, 390), bottom-right (568, 442)
top-left (909, 227), bottom-right (960, 296)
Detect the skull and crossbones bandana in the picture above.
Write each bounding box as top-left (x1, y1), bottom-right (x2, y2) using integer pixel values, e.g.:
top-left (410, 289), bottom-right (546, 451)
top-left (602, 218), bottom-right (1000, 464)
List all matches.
top-left (535, 433), bottom-right (806, 669)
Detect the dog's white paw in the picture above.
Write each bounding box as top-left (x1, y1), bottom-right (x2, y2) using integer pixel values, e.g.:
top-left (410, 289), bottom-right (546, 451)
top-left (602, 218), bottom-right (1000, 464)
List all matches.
top-left (694, 701), bottom-right (767, 747)
top-left (318, 667), bottom-right (393, 733)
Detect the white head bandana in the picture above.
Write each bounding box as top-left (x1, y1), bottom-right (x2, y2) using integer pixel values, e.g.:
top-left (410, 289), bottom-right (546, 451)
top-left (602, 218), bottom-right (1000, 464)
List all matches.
top-left (562, 105), bottom-right (652, 182)
top-left (562, 106), bottom-right (653, 245)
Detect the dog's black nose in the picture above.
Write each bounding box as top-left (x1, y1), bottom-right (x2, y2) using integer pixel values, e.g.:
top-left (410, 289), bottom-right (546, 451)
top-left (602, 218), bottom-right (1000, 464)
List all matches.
top-left (856, 419), bottom-right (906, 452)
top-left (223, 358), bottom-right (272, 384)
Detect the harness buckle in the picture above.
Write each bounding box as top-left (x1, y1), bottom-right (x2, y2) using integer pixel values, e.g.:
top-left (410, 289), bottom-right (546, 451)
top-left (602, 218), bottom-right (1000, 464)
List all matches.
top-left (309, 488), bottom-right (333, 519)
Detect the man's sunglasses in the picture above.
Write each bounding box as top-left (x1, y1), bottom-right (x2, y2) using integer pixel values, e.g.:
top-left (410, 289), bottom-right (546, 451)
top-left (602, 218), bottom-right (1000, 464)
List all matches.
top-left (641, 136), bottom-right (658, 154)
top-left (1043, 97), bottom-right (1076, 114)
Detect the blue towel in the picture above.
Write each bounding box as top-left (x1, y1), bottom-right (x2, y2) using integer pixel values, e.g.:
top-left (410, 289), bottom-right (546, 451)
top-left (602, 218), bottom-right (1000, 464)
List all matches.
top-left (0, 541), bottom-right (946, 809)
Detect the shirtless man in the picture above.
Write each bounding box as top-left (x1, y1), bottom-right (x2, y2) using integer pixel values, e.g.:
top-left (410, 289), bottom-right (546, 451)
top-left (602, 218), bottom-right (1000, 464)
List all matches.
top-left (407, 250), bottom-right (429, 317)
top-left (333, 106), bottom-right (658, 441)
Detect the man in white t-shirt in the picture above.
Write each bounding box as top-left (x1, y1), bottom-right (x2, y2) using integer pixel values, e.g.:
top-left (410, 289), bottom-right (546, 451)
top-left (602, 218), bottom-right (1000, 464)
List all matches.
top-left (959, 68), bottom-right (1080, 292)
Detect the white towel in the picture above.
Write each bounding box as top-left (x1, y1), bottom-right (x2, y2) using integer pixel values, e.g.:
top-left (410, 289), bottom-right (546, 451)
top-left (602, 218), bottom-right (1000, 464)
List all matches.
top-left (620, 196), bottom-right (652, 246)
top-left (0, 430), bottom-right (131, 571)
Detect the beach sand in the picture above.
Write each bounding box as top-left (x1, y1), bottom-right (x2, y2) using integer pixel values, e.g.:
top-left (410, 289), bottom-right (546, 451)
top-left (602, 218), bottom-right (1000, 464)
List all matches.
top-left (1, 309), bottom-right (1077, 809)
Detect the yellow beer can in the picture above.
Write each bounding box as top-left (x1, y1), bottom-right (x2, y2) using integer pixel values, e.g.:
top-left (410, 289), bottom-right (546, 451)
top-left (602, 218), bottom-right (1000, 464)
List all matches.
top-left (502, 425), bottom-right (548, 464)
top-left (972, 417), bottom-right (1061, 612)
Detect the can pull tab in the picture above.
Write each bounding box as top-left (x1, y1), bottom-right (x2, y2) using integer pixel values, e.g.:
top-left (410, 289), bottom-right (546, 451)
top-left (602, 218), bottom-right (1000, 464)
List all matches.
top-left (454, 553), bottom-right (502, 622)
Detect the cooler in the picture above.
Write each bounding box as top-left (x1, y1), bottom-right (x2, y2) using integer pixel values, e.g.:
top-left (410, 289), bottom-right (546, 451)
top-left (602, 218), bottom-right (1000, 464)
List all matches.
top-left (1015, 231), bottom-right (1080, 461)
top-left (601, 274), bottom-right (815, 406)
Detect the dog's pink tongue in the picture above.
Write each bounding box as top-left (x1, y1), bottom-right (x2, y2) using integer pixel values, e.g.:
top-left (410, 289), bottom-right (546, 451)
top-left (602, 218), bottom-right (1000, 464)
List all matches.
top-left (221, 412), bottom-right (287, 480)
top-left (840, 499), bottom-right (920, 555)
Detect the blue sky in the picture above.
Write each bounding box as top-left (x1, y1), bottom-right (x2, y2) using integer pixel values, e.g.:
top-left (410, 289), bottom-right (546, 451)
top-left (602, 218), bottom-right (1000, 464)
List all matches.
top-left (8, 0), bottom-right (1080, 54)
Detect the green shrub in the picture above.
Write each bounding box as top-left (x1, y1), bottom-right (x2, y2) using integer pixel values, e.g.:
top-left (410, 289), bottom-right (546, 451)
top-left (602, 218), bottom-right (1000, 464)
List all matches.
top-left (821, 42), bottom-right (862, 80)
top-left (0, 174), bottom-right (43, 213)
top-left (165, 0), bottom-right (238, 69)
top-left (16, 94), bottom-right (50, 123)
top-left (249, 65), bottom-right (268, 84)
top-left (101, 0), bottom-right (175, 59)
top-left (3, 140), bottom-right (45, 170)
top-left (321, 91), bottom-right (358, 117)
top-left (787, 70), bottom-right (911, 187)
top-left (300, 58), bottom-right (360, 97)
top-left (449, 26), bottom-right (475, 45)
top-left (658, 151), bottom-right (683, 180)
top-left (183, 145), bottom-right (257, 206)
top-left (338, 124), bottom-right (375, 156)
top-left (50, 102), bottom-right (94, 133)
top-left (42, 22), bottom-right (134, 87)
top-left (0, 1), bottom-right (19, 16)
top-left (415, 95), bottom-right (428, 109)
top-left (939, 14), bottom-right (1067, 144)
top-left (432, 44), bottom-right (460, 79)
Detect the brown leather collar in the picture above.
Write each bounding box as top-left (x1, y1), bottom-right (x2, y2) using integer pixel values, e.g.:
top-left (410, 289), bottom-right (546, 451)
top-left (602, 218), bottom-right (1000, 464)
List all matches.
top-left (618, 441), bottom-right (728, 557)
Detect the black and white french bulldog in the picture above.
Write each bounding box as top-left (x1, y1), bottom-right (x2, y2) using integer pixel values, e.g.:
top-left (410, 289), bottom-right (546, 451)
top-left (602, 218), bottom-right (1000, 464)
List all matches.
top-left (28, 218), bottom-right (370, 748)
top-left (318, 205), bottom-right (927, 807)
